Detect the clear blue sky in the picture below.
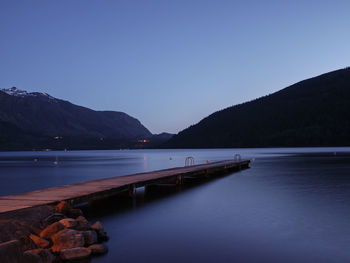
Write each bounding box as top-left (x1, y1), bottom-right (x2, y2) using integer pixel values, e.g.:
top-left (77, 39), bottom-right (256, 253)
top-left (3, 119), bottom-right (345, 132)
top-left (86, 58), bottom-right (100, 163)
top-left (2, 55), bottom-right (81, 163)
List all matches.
top-left (1, 0), bottom-right (349, 134)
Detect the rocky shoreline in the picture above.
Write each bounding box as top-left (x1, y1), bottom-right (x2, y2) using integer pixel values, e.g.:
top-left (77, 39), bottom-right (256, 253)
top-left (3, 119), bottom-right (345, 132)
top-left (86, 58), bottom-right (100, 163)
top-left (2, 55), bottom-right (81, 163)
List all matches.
top-left (0, 201), bottom-right (109, 262)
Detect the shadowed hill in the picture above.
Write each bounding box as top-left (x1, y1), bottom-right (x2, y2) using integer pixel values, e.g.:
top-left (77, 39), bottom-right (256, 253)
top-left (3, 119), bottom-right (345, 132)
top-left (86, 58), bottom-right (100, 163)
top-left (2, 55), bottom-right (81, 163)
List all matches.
top-left (164, 67), bottom-right (350, 148)
top-left (0, 88), bottom-right (153, 150)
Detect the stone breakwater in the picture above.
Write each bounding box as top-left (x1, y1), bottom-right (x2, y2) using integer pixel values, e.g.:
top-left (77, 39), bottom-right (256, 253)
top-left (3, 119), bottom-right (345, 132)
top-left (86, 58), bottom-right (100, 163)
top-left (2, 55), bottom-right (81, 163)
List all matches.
top-left (0, 201), bottom-right (109, 262)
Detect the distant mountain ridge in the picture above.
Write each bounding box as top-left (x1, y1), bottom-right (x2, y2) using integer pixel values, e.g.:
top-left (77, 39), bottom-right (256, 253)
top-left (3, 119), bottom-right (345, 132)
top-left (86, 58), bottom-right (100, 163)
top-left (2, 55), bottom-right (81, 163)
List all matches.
top-left (164, 67), bottom-right (350, 148)
top-left (0, 87), bottom-right (157, 150)
top-left (1, 86), bottom-right (56, 99)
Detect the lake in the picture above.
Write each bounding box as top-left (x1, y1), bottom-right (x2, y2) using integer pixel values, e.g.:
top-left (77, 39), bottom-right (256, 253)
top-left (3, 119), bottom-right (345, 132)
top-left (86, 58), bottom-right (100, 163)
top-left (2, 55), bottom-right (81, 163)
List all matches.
top-left (1, 148), bottom-right (350, 262)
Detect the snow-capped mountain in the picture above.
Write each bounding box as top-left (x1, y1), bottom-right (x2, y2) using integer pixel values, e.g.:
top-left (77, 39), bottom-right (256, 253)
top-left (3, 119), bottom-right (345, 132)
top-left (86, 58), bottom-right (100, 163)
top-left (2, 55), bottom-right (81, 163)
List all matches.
top-left (0, 87), bottom-right (155, 150)
top-left (1, 87), bottom-right (55, 100)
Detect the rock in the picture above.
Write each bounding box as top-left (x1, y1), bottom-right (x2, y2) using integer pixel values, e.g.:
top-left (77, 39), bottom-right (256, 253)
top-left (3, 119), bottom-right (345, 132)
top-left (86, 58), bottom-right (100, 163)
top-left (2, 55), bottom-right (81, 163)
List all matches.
top-left (0, 220), bottom-right (31, 242)
top-left (68, 208), bottom-right (83, 218)
top-left (76, 216), bottom-right (90, 230)
top-left (40, 222), bottom-right (65, 240)
top-left (59, 247), bottom-right (91, 261)
top-left (0, 240), bottom-right (24, 262)
top-left (23, 251), bottom-right (42, 263)
top-left (0, 206), bottom-right (54, 242)
top-left (29, 226), bottom-right (43, 236)
top-left (19, 235), bottom-right (37, 250)
top-left (51, 229), bottom-right (84, 252)
top-left (99, 232), bottom-right (109, 241)
top-left (25, 249), bottom-right (55, 263)
top-left (55, 201), bottom-right (71, 215)
top-left (90, 221), bottom-right (108, 240)
top-left (59, 218), bottom-right (77, 228)
top-left (39, 249), bottom-right (55, 263)
top-left (88, 244), bottom-right (108, 255)
top-left (82, 231), bottom-right (97, 246)
top-left (90, 221), bottom-right (105, 233)
top-left (30, 234), bottom-right (50, 248)
top-left (43, 213), bottom-right (65, 226)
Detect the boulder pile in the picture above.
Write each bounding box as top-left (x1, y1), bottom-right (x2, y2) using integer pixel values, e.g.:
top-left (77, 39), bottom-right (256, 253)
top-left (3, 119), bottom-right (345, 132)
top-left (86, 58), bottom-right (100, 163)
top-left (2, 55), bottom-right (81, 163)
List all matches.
top-left (0, 201), bottom-right (109, 262)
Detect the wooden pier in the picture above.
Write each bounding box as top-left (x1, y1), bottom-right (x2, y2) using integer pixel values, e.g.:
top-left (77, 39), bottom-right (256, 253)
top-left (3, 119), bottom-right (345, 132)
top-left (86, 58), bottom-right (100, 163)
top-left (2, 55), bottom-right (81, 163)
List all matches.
top-left (0, 159), bottom-right (250, 214)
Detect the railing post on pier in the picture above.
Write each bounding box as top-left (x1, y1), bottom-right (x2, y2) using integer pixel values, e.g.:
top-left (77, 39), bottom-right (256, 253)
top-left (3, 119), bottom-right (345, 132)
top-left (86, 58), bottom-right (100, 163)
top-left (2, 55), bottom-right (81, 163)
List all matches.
top-left (185, 157), bottom-right (195, 167)
top-left (234, 154), bottom-right (242, 170)
top-left (234, 154), bottom-right (242, 162)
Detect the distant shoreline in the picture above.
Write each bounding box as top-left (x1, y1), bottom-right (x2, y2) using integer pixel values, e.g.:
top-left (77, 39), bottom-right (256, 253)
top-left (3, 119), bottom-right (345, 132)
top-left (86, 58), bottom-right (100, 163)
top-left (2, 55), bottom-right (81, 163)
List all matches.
top-left (1, 145), bottom-right (350, 153)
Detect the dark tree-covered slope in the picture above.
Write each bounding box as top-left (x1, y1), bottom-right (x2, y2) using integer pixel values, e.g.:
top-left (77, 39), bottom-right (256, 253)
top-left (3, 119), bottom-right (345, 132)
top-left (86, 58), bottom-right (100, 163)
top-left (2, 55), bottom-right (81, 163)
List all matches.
top-left (0, 87), bottom-right (153, 150)
top-left (164, 67), bottom-right (350, 148)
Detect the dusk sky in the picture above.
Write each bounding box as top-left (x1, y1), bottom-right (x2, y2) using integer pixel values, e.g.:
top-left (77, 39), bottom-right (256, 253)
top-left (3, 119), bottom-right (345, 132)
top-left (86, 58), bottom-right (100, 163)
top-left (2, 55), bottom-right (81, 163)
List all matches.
top-left (1, 0), bottom-right (349, 134)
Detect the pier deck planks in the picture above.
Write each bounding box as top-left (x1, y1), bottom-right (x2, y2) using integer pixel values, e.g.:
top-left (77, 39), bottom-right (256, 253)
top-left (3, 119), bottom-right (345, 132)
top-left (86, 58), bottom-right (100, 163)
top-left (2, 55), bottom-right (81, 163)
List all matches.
top-left (0, 159), bottom-right (250, 214)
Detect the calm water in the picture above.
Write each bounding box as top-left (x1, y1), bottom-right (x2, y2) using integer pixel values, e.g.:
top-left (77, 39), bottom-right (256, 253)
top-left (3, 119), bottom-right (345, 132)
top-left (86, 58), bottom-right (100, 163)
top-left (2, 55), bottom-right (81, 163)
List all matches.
top-left (1, 148), bottom-right (350, 262)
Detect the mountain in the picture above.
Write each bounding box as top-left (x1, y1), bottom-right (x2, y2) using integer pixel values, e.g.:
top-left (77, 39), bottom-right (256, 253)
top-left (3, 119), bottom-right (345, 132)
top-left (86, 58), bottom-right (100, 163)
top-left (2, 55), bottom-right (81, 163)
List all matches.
top-left (148, 133), bottom-right (173, 146)
top-left (0, 87), bottom-right (153, 150)
top-left (164, 67), bottom-right (350, 148)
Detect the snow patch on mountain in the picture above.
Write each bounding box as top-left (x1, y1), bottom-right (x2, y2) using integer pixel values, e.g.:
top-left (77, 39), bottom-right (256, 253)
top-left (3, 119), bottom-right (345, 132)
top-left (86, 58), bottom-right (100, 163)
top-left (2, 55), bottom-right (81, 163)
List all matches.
top-left (1, 87), bottom-right (55, 100)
